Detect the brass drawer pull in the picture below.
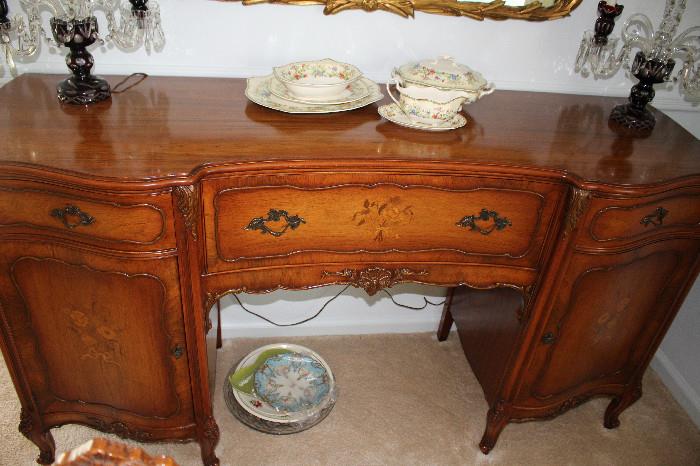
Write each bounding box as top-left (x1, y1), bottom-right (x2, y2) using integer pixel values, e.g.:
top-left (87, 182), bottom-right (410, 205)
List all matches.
top-left (50, 204), bottom-right (96, 229)
top-left (640, 207), bottom-right (668, 227)
top-left (245, 209), bottom-right (306, 237)
top-left (456, 209), bottom-right (512, 235)
top-left (172, 345), bottom-right (185, 359)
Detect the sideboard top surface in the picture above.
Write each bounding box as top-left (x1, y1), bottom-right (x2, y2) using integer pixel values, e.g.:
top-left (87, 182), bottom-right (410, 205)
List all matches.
top-left (1, 74), bottom-right (698, 188)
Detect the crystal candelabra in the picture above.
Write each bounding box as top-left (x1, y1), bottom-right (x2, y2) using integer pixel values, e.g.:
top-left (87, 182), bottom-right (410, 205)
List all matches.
top-left (0, 0), bottom-right (164, 104)
top-left (575, 0), bottom-right (700, 131)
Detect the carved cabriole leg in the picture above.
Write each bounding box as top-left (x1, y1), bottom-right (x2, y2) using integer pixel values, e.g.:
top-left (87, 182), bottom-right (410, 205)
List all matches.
top-left (604, 383), bottom-right (643, 429)
top-left (199, 415), bottom-right (220, 466)
top-left (436, 287), bottom-right (455, 341)
top-left (479, 400), bottom-right (511, 455)
top-left (19, 408), bottom-right (56, 464)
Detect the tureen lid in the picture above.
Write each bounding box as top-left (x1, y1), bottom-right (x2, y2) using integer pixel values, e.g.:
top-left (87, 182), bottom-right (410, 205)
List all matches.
top-left (395, 56), bottom-right (489, 91)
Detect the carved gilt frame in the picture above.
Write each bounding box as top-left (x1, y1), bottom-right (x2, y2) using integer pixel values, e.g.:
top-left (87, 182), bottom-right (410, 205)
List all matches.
top-left (222, 0), bottom-right (582, 20)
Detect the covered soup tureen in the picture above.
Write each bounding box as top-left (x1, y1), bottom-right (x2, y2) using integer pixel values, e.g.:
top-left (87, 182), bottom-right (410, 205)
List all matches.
top-left (382, 56), bottom-right (494, 131)
top-left (393, 56), bottom-right (493, 97)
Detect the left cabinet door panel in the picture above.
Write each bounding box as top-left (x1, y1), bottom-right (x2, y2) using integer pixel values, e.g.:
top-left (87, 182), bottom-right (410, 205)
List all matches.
top-left (0, 240), bottom-right (195, 439)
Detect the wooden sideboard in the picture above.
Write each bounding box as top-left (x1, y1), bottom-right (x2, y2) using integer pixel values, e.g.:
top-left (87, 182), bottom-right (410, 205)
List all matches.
top-left (0, 74), bottom-right (698, 466)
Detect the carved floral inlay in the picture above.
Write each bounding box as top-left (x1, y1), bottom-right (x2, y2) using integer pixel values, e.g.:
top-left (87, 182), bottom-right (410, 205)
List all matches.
top-left (67, 308), bottom-right (122, 368)
top-left (592, 288), bottom-right (630, 344)
top-left (352, 197), bottom-right (414, 242)
top-left (322, 266), bottom-right (427, 296)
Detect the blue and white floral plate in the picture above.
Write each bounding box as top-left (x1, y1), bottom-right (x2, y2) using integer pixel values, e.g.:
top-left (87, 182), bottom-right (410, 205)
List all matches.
top-left (254, 352), bottom-right (331, 413)
top-left (225, 343), bottom-right (337, 433)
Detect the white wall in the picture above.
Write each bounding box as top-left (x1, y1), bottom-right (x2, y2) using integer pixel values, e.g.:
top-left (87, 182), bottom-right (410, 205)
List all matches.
top-left (2, 0), bottom-right (699, 425)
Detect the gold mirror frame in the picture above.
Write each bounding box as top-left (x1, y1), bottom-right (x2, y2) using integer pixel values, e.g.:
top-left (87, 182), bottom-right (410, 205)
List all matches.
top-left (223, 0), bottom-right (582, 20)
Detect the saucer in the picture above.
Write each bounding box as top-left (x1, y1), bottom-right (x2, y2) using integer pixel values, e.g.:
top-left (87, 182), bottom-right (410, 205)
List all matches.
top-left (378, 103), bottom-right (467, 131)
top-left (246, 75), bottom-right (382, 114)
top-left (269, 76), bottom-right (369, 105)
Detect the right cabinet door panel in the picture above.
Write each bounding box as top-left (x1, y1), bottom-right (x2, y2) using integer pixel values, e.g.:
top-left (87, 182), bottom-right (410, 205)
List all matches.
top-left (517, 238), bottom-right (700, 409)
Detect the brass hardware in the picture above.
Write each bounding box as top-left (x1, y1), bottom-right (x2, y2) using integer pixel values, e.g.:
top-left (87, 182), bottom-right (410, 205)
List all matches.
top-left (245, 209), bottom-right (306, 237)
top-left (564, 187), bottom-right (591, 237)
top-left (640, 207), bottom-right (668, 227)
top-left (50, 204), bottom-right (96, 229)
top-left (456, 209), bottom-right (512, 235)
top-left (542, 332), bottom-right (556, 345)
top-left (172, 345), bottom-right (184, 359)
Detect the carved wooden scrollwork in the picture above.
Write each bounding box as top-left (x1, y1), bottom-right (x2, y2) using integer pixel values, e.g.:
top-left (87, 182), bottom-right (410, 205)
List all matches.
top-left (18, 408), bottom-right (33, 436)
top-left (88, 417), bottom-right (153, 442)
top-left (322, 266), bottom-right (427, 296)
top-left (563, 187), bottom-right (591, 237)
top-left (226, 0), bottom-right (582, 20)
top-left (173, 185), bottom-right (200, 240)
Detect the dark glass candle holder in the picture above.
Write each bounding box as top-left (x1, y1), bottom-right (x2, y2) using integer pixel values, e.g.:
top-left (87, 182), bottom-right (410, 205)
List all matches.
top-left (593, 1), bottom-right (623, 45)
top-left (609, 51), bottom-right (675, 132)
top-left (50, 16), bottom-right (111, 105)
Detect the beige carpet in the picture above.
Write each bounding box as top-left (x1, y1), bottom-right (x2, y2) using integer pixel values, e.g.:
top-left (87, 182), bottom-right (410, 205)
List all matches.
top-left (1, 333), bottom-right (699, 466)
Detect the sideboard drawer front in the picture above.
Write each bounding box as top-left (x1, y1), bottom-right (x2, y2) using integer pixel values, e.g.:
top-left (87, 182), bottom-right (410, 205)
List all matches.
top-left (586, 191), bottom-right (700, 245)
top-left (0, 183), bottom-right (174, 250)
top-left (208, 182), bottom-right (552, 271)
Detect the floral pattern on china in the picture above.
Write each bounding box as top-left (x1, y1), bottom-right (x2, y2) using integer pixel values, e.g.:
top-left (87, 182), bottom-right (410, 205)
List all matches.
top-left (395, 56), bottom-right (491, 94)
top-left (273, 59), bottom-right (363, 101)
top-left (275, 60), bottom-right (361, 83)
top-left (254, 352), bottom-right (331, 413)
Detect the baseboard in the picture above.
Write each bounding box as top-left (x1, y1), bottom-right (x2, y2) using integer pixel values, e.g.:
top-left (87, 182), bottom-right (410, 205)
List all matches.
top-left (651, 349), bottom-right (700, 429)
top-left (220, 318), bottom-right (446, 339)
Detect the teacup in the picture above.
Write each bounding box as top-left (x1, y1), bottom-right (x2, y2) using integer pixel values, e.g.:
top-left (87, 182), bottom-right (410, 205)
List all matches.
top-left (386, 77), bottom-right (475, 126)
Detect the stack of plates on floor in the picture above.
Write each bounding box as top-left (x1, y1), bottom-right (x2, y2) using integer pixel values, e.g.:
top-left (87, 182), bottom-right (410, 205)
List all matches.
top-left (224, 343), bottom-right (337, 434)
top-left (245, 58), bottom-right (383, 114)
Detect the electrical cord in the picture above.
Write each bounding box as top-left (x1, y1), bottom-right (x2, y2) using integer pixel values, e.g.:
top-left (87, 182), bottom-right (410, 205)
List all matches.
top-left (230, 286), bottom-right (446, 327)
top-left (111, 72), bottom-right (148, 93)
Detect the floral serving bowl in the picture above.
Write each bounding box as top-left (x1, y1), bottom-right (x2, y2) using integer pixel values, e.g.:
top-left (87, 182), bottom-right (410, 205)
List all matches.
top-left (273, 58), bottom-right (363, 101)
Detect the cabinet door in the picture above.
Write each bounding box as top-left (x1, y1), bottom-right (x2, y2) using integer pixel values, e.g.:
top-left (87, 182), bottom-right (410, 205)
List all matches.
top-left (516, 238), bottom-right (699, 410)
top-left (0, 241), bottom-right (195, 440)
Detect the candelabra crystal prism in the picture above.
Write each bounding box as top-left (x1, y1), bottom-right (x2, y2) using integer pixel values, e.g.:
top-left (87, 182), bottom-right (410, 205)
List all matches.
top-left (575, 0), bottom-right (700, 131)
top-left (1, 0), bottom-right (164, 104)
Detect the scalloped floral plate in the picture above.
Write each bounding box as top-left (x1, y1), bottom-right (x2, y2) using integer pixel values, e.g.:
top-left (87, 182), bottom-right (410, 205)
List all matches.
top-left (246, 75), bottom-right (383, 114)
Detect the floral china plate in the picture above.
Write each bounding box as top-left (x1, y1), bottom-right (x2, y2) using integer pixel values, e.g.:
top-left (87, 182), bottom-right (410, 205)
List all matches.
top-left (254, 352), bottom-right (331, 413)
top-left (268, 76), bottom-right (369, 105)
top-left (228, 343), bottom-right (336, 425)
top-left (378, 103), bottom-right (467, 131)
top-left (246, 75), bottom-right (382, 114)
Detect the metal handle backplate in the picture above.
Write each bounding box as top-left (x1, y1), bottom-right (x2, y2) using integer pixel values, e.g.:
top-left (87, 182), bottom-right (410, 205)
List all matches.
top-left (456, 208), bottom-right (512, 235)
top-left (640, 207), bottom-right (668, 227)
top-left (50, 204), bottom-right (96, 230)
top-left (245, 209), bottom-right (306, 237)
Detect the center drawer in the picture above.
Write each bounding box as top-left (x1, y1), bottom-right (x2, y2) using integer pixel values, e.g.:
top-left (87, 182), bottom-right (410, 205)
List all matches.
top-left (203, 174), bottom-right (565, 273)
